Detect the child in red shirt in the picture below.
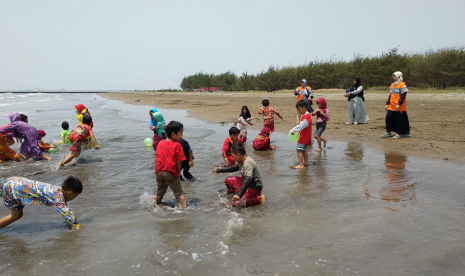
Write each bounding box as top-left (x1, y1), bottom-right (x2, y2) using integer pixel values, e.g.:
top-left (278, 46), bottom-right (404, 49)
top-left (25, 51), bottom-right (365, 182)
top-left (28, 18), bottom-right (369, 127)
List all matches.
top-left (258, 98), bottom-right (283, 133)
top-left (154, 121), bottom-right (187, 209)
top-left (290, 100), bottom-right (312, 169)
top-left (59, 115), bottom-right (100, 168)
top-left (222, 127), bottom-right (246, 167)
top-left (252, 126), bottom-right (276, 151)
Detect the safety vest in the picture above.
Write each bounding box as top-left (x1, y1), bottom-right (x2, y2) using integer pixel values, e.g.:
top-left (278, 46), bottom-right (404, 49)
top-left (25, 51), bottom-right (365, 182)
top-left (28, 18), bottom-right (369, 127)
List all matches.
top-left (388, 82), bottom-right (407, 112)
top-left (296, 86), bottom-right (311, 102)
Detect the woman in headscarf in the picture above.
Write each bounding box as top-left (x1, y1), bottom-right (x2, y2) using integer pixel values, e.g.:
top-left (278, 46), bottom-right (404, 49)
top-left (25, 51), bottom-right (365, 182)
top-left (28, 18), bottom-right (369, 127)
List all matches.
top-left (381, 72), bottom-right (410, 139)
top-left (1, 113), bottom-right (51, 160)
top-left (237, 105), bottom-right (253, 141)
top-left (344, 77), bottom-right (369, 125)
top-left (149, 109), bottom-right (166, 151)
top-left (294, 79), bottom-right (314, 124)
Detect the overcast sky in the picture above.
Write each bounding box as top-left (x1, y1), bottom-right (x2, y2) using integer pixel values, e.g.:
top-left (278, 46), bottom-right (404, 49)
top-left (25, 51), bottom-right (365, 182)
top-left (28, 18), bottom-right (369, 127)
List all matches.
top-left (1, 0), bottom-right (464, 90)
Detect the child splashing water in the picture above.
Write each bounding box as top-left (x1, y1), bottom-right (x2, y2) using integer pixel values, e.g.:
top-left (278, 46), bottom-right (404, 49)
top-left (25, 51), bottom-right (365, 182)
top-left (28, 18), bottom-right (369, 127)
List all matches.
top-left (2, 113), bottom-right (51, 161)
top-left (312, 98), bottom-right (330, 152)
top-left (212, 143), bottom-right (265, 208)
top-left (59, 115), bottom-right (100, 168)
top-left (237, 105), bottom-right (253, 141)
top-left (75, 104), bottom-right (94, 148)
top-left (154, 121), bottom-right (187, 209)
top-left (0, 176), bottom-right (83, 230)
top-left (37, 130), bottom-right (57, 152)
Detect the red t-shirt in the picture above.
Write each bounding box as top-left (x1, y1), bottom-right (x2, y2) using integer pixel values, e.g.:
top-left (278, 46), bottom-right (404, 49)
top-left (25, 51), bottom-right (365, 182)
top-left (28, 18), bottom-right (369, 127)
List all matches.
top-left (155, 140), bottom-right (186, 178)
top-left (298, 113), bottom-right (312, 145)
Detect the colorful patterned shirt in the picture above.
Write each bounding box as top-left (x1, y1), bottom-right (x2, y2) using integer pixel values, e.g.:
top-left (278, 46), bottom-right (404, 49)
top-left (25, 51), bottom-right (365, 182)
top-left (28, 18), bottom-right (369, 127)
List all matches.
top-left (258, 106), bottom-right (282, 125)
top-left (0, 177), bottom-right (80, 228)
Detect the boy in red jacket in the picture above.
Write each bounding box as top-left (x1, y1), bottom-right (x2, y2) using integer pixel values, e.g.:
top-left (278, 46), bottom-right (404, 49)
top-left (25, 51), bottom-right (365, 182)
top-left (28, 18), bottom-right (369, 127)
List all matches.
top-left (222, 127), bottom-right (246, 167)
top-left (154, 121), bottom-right (187, 209)
top-left (290, 100), bottom-right (312, 169)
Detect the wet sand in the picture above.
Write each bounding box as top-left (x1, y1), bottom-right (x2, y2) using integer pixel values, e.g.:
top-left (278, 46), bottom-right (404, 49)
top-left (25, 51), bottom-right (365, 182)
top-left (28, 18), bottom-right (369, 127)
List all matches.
top-left (101, 90), bottom-right (465, 162)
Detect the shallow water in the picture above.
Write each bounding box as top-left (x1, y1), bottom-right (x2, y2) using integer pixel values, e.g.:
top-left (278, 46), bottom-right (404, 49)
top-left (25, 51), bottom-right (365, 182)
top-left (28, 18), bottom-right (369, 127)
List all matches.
top-left (0, 93), bottom-right (464, 275)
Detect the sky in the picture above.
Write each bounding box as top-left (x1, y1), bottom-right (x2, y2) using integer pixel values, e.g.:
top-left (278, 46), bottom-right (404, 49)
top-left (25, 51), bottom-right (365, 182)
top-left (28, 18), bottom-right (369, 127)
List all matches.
top-left (1, 0), bottom-right (464, 91)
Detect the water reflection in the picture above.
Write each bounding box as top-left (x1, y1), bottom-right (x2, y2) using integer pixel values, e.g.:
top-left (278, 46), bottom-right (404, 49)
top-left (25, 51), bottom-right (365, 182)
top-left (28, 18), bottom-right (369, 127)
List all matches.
top-left (365, 152), bottom-right (417, 210)
top-left (344, 141), bottom-right (364, 162)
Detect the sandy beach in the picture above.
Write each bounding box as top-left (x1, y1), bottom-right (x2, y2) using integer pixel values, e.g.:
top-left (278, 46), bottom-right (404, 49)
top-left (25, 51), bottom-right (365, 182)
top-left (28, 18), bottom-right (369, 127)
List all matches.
top-left (101, 90), bottom-right (465, 162)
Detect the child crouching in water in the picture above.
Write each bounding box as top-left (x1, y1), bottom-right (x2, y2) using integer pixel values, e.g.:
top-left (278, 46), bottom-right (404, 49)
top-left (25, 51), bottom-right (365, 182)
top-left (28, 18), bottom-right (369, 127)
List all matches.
top-left (59, 115), bottom-right (100, 168)
top-left (312, 98), bottom-right (330, 152)
top-left (290, 100), bottom-right (312, 169)
top-left (38, 129), bottom-right (57, 152)
top-left (154, 121), bottom-right (188, 209)
top-left (212, 143), bottom-right (265, 208)
top-left (252, 126), bottom-right (276, 151)
top-left (222, 127), bottom-right (246, 167)
top-left (0, 176), bottom-right (83, 230)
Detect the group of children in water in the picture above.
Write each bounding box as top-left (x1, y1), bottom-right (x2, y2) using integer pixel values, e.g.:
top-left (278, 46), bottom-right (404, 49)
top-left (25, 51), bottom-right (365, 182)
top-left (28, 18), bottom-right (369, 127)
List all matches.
top-left (0, 89), bottom-right (331, 230)
top-left (0, 104), bottom-right (101, 230)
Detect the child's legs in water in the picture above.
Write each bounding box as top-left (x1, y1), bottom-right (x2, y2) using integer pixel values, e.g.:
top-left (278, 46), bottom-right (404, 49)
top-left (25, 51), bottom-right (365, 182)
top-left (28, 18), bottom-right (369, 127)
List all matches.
top-left (155, 172), bottom-right (186, 209)
top-left (232, 188), bottom-right (262, 208)
top-left (225, 176), bottom-right (243, 193)
top-left (314, 134), bottom-right (322, 150)
top-left (60, 151), bottom-right (79, 166)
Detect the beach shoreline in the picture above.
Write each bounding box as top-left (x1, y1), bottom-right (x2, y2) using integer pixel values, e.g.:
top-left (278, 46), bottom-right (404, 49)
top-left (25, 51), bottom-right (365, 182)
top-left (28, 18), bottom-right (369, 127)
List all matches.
top-left (100, 90), bottom-right (465, 163)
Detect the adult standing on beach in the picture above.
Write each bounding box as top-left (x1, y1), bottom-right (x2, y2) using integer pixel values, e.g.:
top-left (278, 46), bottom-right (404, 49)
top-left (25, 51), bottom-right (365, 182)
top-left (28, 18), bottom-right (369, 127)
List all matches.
top-left (381, 71), bottom-right (410, 139)
top-left (294, 79), bottom-right (313, 124)
top-left (344, 78), bottom-right (369, 125)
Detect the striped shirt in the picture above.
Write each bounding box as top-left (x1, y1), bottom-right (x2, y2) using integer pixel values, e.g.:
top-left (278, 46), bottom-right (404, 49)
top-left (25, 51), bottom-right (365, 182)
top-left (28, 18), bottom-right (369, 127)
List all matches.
top-left (258, 106), bottom-right (282, 125)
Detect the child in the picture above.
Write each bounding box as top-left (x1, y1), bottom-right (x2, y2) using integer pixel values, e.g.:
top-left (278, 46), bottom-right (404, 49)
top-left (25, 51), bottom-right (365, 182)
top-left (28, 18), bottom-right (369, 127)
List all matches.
top-left (312, 98), bottom-right (330, 152)
top-left (61, 121), bottom-right (71, 144)
top-left (38, 129), bottom-right (57, 152)
top-left (222, 127), bottom-right (246, 167)
top-left (0, 125), bottom-right (24, 162)
top-left (0, 176), bottom-right (82, 230)
top-left (258, 98), bottom-right (283, 133)
top-left (153, 121), bottom-right (187, 209)
top-left (252, 126), bottom-right (276, 151)
top-left (212, 143), bottom-right (265, 208)
top-left (290, 100), bottom-right (312, 169)
top-left (149, 109), bottom-right (166, 151)
top-left (179, 138), bottom-right (194, 181)
top-left (237, 105), bottom-right (253, 141)
top-left (58, 115), bottom-right (100, 168)
top-left (1, 113), bottom-right (51, 161)
top-left (75, 104), bottom-right (94, 148)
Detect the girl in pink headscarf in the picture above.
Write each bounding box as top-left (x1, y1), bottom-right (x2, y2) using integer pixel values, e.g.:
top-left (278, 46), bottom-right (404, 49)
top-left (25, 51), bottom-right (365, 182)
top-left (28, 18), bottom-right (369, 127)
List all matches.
top-left (312, 98), bottom-right (330, 152)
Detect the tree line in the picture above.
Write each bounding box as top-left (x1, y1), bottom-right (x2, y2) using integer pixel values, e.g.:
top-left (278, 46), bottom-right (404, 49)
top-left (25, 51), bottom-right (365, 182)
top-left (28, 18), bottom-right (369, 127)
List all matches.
top-left (179, 47), bottom-right (465, 91)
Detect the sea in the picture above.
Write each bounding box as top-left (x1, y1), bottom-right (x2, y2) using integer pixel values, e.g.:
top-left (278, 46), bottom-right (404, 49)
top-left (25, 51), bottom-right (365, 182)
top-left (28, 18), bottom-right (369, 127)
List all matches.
top-left (0, 92), bottom-right (464, 276)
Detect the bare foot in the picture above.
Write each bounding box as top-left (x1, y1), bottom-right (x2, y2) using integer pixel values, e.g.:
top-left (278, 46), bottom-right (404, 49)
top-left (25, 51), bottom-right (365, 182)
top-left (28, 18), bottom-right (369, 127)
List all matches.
top-left (293, 164), bottom-right (304, 169)
top-left (259, 195), bottom-right (266, 204)
top-left (58, 162), bottom-right (63, 168)
top-left (323, 139), bottom-right (328, 148)
top-left (270, 146), bottom-right (276, 150)
top-left (315, 148), bottom-right (322, 152)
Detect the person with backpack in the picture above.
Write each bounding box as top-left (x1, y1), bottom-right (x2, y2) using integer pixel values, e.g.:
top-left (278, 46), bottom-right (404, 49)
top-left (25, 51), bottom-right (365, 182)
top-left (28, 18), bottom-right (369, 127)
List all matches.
top-left (294, 79), bottom-right (314, 124)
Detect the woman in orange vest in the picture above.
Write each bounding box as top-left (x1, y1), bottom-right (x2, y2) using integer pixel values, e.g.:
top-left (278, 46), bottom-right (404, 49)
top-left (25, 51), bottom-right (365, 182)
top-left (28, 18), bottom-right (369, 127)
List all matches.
top-left (381, 71), bottom-right (410, 139)
top-left (294, 79), bottom-right (313, 124)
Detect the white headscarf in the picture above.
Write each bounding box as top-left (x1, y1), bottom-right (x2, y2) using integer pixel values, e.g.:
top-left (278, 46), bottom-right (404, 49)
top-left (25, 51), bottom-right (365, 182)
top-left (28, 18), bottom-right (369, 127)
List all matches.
top-left (393, 71), bottom-right (403, 85)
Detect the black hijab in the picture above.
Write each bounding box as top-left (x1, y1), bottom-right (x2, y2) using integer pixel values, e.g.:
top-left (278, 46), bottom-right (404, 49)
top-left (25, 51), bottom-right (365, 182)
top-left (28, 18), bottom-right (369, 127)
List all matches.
top-left (349, 78), bottom-right (364, 101)
top-left (239, 105), bottom-right (252, 120)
